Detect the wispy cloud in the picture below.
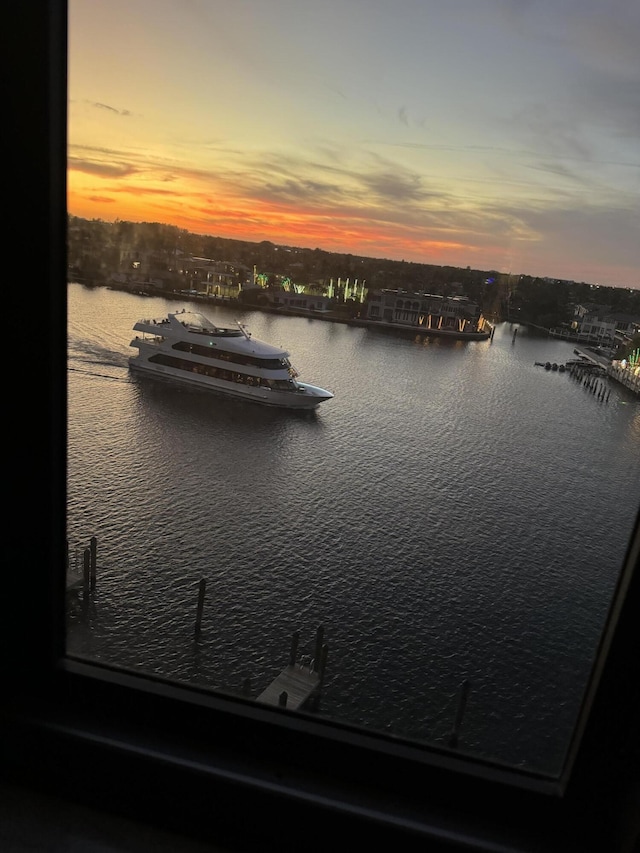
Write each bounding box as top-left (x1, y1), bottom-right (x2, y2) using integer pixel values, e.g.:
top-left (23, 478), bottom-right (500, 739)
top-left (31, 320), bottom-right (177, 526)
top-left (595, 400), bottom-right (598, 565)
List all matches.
top-left (68, 156), bottom-right (138, 179)
top-left (86, 195), bottom-right (117, 204)
top-left (86, 100), bottom-right (133, 116)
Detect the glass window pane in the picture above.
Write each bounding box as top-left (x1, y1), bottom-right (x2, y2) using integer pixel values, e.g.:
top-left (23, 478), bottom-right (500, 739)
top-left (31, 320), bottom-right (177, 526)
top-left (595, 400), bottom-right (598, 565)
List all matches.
top-left (66, 0), bottom-right (640, 778)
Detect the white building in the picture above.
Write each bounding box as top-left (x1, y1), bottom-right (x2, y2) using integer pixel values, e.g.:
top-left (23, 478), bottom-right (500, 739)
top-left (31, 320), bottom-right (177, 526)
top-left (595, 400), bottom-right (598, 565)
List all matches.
top-left (569, 315), bottom-right (616, 343)
top-left (266, 291), bottom-right (333, 312)
top-left (365, 289), bottom-right (484, 333)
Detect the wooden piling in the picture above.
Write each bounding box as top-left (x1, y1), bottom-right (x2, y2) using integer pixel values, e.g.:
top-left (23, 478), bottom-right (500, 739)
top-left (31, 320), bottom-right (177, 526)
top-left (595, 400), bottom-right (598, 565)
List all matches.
top-left (448, 679), bottom-right (471, 749)
top-left (289, 631), bottom-right (300, 667)
top-left (83, 549), bottom-right (90, 594)
top-left (318, 644), bottom-right (328, 685)
top-left (89, 536), bottom-right (97, 589)
top-left (279, 691), bottom-right (288, 708)
top-left (82, 549), bottom-right (91, 612)
top-left (312, 644), bottom-right (329, 710)
top-left (313, 625), bottom-right (324, 672)
top-left (194, 578), bottom-right (206, 639)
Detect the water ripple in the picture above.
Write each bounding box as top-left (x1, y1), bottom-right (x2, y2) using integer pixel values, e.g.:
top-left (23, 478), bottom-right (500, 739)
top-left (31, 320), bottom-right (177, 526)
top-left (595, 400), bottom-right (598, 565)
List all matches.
top-left (66, 286), bottom-right (640, 774)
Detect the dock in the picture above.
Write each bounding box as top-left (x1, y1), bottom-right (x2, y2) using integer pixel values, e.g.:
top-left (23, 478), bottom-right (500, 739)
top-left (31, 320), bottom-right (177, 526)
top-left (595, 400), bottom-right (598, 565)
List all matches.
top-left (256, 628), bottom-right (328, 711)
top-left (607, 362), bottom-right (640, 396)
top-left (571, 346), bottom-right (610, 369)
top-left (257, 664), bottom-right (321, 709)
top-left (572, 346), bottom-right (640, 396)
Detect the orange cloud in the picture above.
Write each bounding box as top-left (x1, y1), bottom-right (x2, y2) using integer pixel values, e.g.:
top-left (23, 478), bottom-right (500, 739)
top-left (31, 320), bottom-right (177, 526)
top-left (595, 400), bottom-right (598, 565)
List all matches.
top-left (68, 166), bottom-right (502, 270)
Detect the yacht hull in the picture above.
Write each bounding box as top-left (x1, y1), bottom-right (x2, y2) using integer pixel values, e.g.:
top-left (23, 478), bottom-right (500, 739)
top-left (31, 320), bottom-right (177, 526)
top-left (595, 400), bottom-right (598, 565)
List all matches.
top-left (128, 358), bottom-right (332, 409)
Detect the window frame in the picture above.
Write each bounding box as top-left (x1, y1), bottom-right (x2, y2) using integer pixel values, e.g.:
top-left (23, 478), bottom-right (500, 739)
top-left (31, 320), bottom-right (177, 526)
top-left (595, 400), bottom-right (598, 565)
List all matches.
top-left (5, 4), bottom-right (639, 851)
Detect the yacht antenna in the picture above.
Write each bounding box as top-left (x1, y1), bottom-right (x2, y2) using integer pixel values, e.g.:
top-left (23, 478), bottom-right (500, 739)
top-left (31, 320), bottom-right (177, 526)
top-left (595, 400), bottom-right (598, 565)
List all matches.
top-left (236, 321), bottom-right (251, 340)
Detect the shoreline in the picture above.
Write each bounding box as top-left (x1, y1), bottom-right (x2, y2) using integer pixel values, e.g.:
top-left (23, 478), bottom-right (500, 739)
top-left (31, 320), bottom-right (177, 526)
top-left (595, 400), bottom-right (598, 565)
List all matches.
top-left (80, 280), bottom-right (494, 342)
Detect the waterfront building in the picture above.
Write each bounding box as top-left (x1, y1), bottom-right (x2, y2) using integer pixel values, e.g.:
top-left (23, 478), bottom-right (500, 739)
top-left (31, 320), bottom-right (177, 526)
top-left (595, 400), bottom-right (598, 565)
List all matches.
top-left (364, 289), bottom-right (486, 334)
top-left (609, 313), bottom-right (640, 337)
top-left (241, 281), bottom-right (334, 313)
top-left (550, 311), bottom-right (617, 345)
top-left (572, 314), bottom-right (616, 342)
top-left (265, 290), bottom-right (333, 312)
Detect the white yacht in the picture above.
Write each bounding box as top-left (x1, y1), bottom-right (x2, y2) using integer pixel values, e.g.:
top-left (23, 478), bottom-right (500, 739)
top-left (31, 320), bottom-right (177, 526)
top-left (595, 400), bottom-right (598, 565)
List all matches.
top-left (129, 309), bottom-right (334, 409)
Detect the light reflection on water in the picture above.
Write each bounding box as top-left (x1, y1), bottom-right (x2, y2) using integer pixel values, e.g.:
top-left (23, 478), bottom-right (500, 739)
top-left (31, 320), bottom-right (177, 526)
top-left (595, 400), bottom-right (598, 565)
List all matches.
top-left (66, 284), bottom-right (640, 773)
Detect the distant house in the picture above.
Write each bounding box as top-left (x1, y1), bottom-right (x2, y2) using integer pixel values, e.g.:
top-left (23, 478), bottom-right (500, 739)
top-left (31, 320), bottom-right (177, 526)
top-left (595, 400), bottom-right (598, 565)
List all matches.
top-left (266, 291), bottom-right (333, 312)
top-left (365, 289), bottom-right (484, 333)
top-left (179, 257), bottom-right (239, 295)
top-left (610, 314), bottom-right (640, 337)
top-left (568, 314), bottom-right (616, 343)
top-left (570, 304), bottom-right (640, 338)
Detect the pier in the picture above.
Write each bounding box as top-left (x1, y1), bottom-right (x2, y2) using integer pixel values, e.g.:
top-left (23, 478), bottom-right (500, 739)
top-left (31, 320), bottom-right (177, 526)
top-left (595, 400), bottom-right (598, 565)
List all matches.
top-left (571, 346), bottom-right (610, 369)
top-left (607, 361), bottom-right (640, 396)
top-left (256, 664), bottom-right (321, 710)
top-left (257, 628), bottom-right (328, 711)
top-left (571, 346), bottom-right (640, 396)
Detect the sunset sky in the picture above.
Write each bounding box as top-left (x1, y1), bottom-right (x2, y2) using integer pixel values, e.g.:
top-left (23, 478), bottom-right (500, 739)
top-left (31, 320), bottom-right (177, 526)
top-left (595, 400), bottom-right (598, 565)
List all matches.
top-left (68, 0), bottom-right (639, 288)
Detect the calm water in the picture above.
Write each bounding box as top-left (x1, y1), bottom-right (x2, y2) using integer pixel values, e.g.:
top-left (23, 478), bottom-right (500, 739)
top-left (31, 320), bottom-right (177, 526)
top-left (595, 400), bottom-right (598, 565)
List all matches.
top-left (66, 283), bottom-right (640, 773)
